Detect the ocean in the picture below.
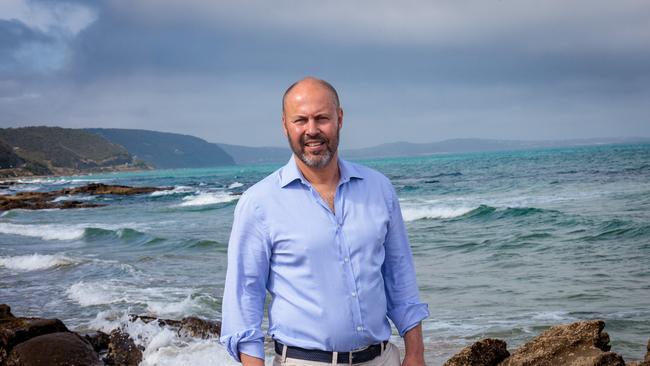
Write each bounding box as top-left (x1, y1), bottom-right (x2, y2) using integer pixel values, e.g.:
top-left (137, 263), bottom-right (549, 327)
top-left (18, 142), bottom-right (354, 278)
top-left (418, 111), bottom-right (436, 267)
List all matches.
top-left (1, 143), bottom-right (649, 365)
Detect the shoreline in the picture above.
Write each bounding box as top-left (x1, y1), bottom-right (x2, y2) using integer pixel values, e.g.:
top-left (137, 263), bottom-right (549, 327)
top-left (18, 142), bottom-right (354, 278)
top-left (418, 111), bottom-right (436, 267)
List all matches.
top-left (1, 303), bottom-right (648, 365)
top-left (0, 165), bottom-right (152, 182)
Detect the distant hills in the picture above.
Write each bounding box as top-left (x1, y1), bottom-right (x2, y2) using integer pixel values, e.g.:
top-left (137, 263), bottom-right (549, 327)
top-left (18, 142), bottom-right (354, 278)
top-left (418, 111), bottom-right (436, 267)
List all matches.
top-left (1, 126), bottom-right (648, 178)
top-left (87, 128), bottom-right (234, 169)
top-left (0, 127), bottom-right (146, 177)
top-left (340, 137), bottom-right (650, 160)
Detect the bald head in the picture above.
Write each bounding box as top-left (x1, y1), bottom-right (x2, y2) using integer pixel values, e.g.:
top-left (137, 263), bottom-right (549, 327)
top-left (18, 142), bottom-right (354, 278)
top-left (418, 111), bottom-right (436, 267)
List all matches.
top-left (282, 77), bottom-right (340, 114)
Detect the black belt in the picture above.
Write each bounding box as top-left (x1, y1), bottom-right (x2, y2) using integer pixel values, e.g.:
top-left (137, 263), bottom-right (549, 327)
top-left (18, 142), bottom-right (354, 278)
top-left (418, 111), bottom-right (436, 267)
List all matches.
top-left (274, 340), bottom-right (388, 364)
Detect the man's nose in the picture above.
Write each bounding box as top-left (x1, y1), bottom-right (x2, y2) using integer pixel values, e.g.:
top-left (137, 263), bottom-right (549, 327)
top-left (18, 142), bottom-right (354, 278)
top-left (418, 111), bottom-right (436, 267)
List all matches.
top-left (305, 118), bottom-right (319, 135)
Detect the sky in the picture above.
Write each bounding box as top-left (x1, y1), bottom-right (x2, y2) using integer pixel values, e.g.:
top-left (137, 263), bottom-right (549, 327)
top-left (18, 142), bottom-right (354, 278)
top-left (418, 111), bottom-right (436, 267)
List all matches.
top-left (1, 0), bottom-right (649, 148)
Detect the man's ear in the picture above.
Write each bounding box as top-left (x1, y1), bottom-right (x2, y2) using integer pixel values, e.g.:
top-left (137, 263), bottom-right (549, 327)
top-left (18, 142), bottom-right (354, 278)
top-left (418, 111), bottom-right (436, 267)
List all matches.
top-left (281, 114), bottom-right (289, 137)
top-left (337, 107), bottom-right (344, 130)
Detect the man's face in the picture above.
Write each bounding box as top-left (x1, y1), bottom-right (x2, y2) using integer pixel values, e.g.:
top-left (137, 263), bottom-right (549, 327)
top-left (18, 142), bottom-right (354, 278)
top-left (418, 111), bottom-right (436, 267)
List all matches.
top-left (282, 81), bottom-right (342, 169)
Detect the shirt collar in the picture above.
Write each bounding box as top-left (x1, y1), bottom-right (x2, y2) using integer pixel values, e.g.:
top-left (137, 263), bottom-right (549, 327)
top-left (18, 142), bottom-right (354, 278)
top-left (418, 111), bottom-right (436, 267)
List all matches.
top-left (279, 155), bottom-right (364, 188)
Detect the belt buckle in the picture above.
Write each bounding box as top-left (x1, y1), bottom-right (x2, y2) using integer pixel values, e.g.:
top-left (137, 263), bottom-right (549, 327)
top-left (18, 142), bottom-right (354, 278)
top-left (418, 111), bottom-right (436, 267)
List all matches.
top-left (349, 345), bottom-right (368, 364)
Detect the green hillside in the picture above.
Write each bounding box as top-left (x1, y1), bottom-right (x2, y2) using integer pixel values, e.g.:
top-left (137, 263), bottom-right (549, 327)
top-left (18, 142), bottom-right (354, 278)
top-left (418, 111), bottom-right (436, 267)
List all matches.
top-left (0, 140), bottom-right (25, 169)
top-left (87, 128), bottom-right (235, 168)
top-left (0, 126), bottom-right (144, 177)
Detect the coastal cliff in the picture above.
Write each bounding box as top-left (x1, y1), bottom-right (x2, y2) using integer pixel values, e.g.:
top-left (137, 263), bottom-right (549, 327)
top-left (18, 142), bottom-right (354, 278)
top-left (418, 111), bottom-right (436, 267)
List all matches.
top-left (0, 127), bottom-right (149, 178)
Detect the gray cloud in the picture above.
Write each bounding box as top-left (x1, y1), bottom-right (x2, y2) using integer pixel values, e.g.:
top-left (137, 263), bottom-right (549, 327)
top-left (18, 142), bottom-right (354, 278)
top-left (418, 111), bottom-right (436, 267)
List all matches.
top-left (1, 0), bottom-right (649, 147)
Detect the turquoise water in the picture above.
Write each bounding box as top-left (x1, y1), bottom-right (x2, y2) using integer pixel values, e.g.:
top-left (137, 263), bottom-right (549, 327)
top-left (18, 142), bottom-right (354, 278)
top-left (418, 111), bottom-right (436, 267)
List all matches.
top-left (1, 144), bottom-right (649, 365)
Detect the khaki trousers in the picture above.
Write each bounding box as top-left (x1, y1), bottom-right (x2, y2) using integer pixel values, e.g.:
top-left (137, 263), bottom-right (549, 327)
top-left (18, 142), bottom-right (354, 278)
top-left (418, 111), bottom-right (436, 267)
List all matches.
top-left (272, 342), bottom-right (400, 366)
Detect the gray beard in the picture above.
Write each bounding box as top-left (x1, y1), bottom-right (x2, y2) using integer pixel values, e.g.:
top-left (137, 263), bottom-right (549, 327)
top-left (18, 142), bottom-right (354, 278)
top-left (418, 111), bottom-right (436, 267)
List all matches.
top-left (299, 149), bottom-right (333, 169)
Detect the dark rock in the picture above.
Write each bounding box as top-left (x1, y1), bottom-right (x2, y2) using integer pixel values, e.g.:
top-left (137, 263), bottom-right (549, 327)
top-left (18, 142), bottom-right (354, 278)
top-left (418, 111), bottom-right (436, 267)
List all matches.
top-left (4, 332), bottom-right (102, 366)
top-left (129, 314), bottom-right (181, 327)
top-left (0, 304), bottom-right (14, 319)
top-left (593, 352), bottom-right (625, 366)
top-left (0, 191), bottom-right (106, 210)
top-left (63, 183), bottom-right (166, 196)
top-left (0, 183), bottom-right (171, 211)
top-left (104, 329), bottom-right (142, 366)
top-left (499, 320), bottom-right (624, 366)
top-left (179, 316), bottom-right (221, 339)
top-left (444, 338), bottom-right (509, 366)
top-left (129, 314), bottom-right (221, 338)
top-left (1, 315), bottom-right (69, 364)
top-left (84, 331), bottom-right (110, 353)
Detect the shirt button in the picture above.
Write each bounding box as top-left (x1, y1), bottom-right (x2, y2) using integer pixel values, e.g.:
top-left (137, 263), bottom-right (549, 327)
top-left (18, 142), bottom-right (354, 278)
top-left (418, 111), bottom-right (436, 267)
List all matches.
top-left (356, 326), bottom-right (363, 331)
top-left (344, 257), bottom-right (349, 263)
top-left (351, 292), bottom-right (357, 297)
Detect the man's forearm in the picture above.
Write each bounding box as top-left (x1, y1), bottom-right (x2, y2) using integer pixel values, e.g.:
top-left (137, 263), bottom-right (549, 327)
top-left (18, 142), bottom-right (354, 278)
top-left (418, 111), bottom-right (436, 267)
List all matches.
top-left (241, 352), bottom-right (265, 366)
top-left (402, 323), bottom-right (425, 365)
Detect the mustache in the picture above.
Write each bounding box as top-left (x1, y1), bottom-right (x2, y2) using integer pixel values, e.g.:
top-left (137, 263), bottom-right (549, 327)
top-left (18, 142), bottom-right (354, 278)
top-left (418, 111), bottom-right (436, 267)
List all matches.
top-left (301, 134), bottom-right (328, 144)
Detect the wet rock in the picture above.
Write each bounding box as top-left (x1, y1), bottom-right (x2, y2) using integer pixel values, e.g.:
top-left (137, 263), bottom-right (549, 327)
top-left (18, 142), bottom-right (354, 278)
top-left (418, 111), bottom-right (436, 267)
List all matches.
top-left (129, 314), bottom-right (181, 327)
top-left (0, 313), bottom-right (69, 364)
top-left (129, 314), bottom-right (221, 338)
top-left (179, 316), bottom-right (221, 339)
top-left (0, 193), bottom-right (105, 210)
top-left (84, 330), bottom-right (110, 353)
top-left (0, 183), bottom-right (170, 211)
top-left (4, 332), bottom-right (102, 366)
top-left (499, 320), bottom-right (624, 366)
top-left (444, 338), bottom-right (509, 366)
top-left (104, 328), bottom-right (142, 366)
top-left (63, 183), bottom-right (165, 196)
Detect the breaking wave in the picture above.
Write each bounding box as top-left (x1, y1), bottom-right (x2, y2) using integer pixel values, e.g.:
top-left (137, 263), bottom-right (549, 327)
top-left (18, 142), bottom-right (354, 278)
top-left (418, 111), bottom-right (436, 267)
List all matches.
top-left (0, 253), bottom-right (79, 271)
top-left (401, 204), bottom-right (559, 222)
top-left (0, 223), bottom-right (86, 241)
top-left (228, 182), bottom-right (244, 189)
top-left (178, 192), bottom-right (238, 207)
top-left (88, 311), bottom-right (239, 366)
top-left (402, 206), bottom-right (476, 221)
top-left (0, 223), bottom-right (148, 242)
top-left (150, 186), bottom-right (194, 197)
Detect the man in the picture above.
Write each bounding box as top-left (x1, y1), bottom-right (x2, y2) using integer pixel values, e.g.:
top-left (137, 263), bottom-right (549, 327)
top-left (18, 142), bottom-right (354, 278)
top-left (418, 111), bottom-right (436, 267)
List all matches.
top-left (220, 77), bottom-right (429, 366)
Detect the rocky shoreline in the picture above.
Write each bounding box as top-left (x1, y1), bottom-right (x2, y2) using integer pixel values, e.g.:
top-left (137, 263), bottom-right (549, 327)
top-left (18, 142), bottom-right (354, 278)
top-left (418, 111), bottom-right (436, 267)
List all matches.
top-left (0, 183), bottom-right (171, 211)
top-left (1, 303), bottom-right (647, 366)
top-left (0, 304), bottom-right (220, 366)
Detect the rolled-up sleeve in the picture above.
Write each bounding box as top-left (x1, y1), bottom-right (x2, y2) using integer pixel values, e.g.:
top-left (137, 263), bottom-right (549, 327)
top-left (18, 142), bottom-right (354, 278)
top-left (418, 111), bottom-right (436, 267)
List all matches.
top-left (220, 192), bottom-right (271, 362)
top-left (382, 185), bottom-right (430, 336)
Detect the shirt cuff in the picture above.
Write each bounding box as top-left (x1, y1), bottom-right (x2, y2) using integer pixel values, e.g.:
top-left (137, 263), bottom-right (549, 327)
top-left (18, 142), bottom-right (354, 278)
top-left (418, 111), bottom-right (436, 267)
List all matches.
top-left (239, 340), bottom-right (265, 361)
top-left (220, 329), bottom-right (265, 362)
top-left (388, 302), bottom-right (430, 336)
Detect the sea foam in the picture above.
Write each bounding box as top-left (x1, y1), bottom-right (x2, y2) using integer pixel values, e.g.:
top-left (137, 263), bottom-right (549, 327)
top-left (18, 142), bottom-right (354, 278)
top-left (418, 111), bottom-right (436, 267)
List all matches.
top-left (401, 205), bottom-right (476, 222)
top-left (89, 311), bottom-right (240, 366)
top-left (228, 182), bottom-right (243, 189)
top-left (67, 281), bottom-right (128, 307)
top-left (0, 253), bottom-right (78, 271)
top-left (0, 223), bottom-right (86, 241)
top-left (150, 186), bottom-right (193, 197)
top-left (146, 295), bottom-right (203, 318)
top-left (178, 192), bottom-right (238, 207)
top-left (52, 195), bottom-right (95, 202)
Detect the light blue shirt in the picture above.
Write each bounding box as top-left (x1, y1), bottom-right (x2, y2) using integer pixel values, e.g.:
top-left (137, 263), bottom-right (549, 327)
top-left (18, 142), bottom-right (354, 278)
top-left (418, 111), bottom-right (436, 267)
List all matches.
top-left (220, 157), bottom-right (429, 362)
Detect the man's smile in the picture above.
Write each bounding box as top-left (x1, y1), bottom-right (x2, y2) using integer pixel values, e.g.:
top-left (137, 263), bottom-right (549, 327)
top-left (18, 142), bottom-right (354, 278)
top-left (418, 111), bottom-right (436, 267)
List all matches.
top-left (303, 138), bottom-right (328, 154)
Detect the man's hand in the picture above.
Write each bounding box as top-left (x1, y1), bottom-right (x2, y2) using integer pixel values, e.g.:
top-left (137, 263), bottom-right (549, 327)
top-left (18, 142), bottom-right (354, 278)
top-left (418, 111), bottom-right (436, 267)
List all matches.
top-left (402, 323), bottom-right (426, 366)
top-left (240, 352), bottom-right (264, 366)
